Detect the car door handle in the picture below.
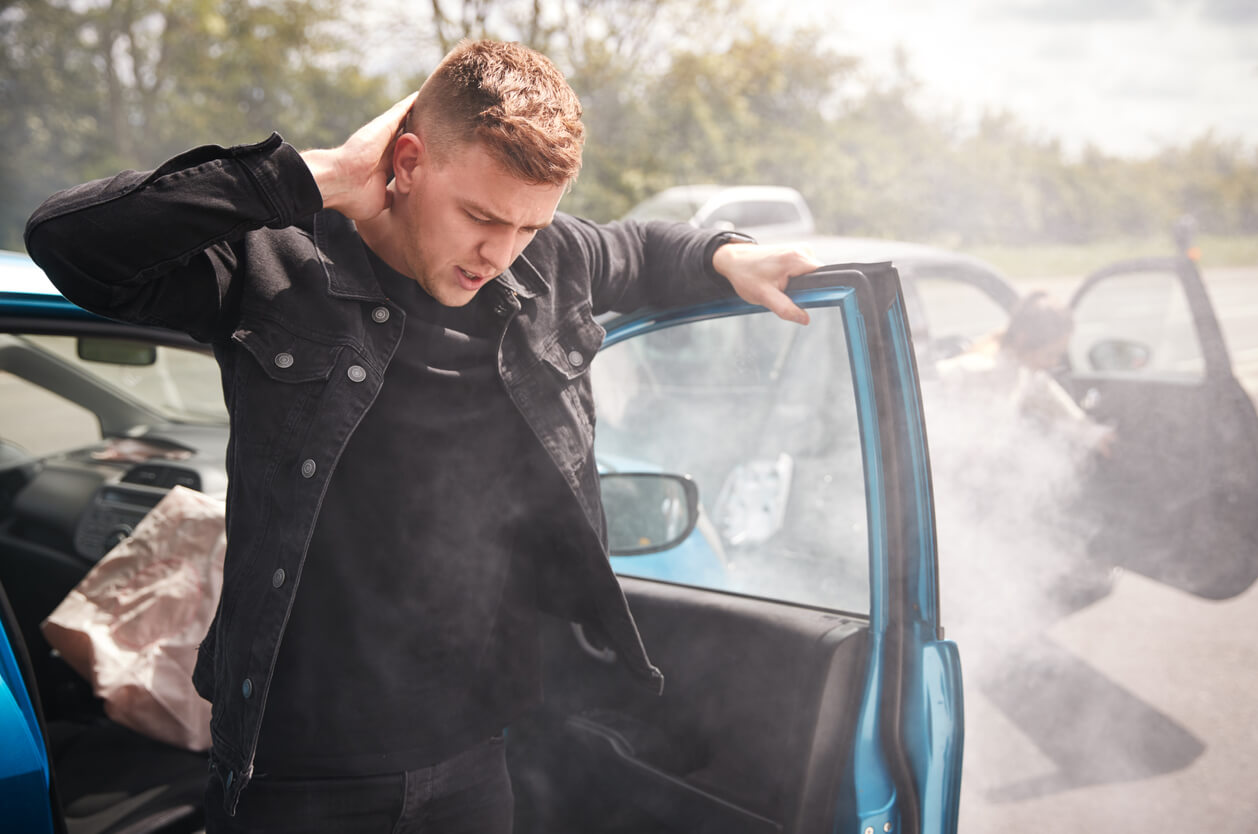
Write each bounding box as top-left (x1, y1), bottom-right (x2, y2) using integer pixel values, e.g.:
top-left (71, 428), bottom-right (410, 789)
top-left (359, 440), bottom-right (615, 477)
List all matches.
top-left (571, 623), bottom-right (617, 664)
top-left (1082, 387), bottom-right (1101, 411)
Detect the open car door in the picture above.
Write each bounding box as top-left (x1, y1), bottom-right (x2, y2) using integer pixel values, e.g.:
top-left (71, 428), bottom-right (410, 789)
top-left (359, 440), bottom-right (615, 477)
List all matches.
top-left (1064, 255), bottom-right (1258, 599)
top-left (509, 266), bottom-right (964, 833)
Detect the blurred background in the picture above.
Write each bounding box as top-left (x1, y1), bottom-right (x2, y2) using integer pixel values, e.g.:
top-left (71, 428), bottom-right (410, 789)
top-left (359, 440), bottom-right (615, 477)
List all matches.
top-left (3, 0), bottom-right (1255, 264)
top-left (4, 1), bottom-right (1255, 831)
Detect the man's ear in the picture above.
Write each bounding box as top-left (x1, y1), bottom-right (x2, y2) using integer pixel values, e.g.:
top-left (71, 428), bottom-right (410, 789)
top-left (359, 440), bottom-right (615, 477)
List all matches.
top-left (392, 133), bottom-right (424, 194)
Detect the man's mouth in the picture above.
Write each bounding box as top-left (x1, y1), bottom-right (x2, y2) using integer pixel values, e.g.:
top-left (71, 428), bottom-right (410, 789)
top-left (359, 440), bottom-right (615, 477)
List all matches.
top-left (456, 267), bottom-right (489, 290)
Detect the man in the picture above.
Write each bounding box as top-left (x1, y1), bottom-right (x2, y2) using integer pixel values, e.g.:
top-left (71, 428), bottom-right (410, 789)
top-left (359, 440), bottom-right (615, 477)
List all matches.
top-left (26, 39), bottom-right (819, 832)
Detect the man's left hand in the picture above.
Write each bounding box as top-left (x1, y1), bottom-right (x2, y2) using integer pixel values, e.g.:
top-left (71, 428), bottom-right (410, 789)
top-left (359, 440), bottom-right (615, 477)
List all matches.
top-left (712, 242), bottom-right (822, 325)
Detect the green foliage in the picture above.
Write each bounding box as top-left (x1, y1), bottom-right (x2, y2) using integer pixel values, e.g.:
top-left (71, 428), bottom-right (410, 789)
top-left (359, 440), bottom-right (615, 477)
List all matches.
top-left (4, 0), bottom-right (1256, 251)
top-left (2, 0), bottom-right (393, 249)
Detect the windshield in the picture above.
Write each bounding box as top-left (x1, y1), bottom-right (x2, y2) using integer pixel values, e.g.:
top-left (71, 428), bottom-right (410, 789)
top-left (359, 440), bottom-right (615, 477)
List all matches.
top-left (0, 333), bottom-right (226, 455)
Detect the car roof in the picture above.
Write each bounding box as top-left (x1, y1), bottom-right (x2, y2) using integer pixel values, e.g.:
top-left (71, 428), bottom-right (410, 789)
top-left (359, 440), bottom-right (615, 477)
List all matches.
top-left (649, 184), bottom-right (805, 202)
top-left (0, 249), bottom-right (112, 324)
top-left (782, 235), bottom-right (1023, 321)
top-left (792, 235), bottom-right (975, 266)
top-left (0, 249), bottom-right (61, 296)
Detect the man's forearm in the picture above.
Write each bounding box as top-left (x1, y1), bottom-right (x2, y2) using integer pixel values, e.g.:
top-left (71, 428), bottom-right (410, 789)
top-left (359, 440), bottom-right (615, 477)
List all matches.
top-left (24, 134), bottom-right (321, 328)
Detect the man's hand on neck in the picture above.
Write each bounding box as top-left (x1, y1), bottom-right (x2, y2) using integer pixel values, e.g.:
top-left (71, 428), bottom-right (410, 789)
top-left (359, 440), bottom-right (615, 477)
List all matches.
top-left (300, 93), bottom-right (418, 222)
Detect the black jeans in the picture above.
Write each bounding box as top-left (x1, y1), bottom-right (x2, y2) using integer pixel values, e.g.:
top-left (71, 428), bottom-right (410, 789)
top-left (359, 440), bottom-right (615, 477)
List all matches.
top-left (204, 737), bottom-right (513, 833)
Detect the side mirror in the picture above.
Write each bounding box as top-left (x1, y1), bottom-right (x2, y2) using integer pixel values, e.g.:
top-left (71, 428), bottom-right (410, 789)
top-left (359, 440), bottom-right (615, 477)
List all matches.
top-left (1087, 339), bottom-right (1151, 372)
top-left (77, 338), bottom-right (157, 366)
top-left (601, 473), bottom-right (700, 556)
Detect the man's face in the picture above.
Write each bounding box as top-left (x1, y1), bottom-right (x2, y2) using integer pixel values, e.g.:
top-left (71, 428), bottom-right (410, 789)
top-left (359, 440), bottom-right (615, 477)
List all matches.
top-left (394, 140), bottom-right (567, 307)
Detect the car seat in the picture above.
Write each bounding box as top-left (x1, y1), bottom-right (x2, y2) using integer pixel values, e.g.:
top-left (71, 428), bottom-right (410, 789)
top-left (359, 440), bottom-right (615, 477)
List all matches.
top-left (0, 577), bottom-right (207, 833)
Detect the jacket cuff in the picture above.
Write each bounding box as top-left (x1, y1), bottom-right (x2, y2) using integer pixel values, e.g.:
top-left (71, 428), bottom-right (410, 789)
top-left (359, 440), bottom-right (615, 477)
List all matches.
top-left (232, 133), bottom-right (325, 228)
top-left (703, 231), bottom-right (757, 286)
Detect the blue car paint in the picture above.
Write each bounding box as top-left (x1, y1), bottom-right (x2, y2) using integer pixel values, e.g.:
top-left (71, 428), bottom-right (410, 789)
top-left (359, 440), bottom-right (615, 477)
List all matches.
top-left (0, 616), bottom-right (55, 834)
top-left (832, 290), bottom-right (898, 833)
top-left (886, 299), bottom-right (965, 834)
top-left (0, 290), bottom-right (101, 321)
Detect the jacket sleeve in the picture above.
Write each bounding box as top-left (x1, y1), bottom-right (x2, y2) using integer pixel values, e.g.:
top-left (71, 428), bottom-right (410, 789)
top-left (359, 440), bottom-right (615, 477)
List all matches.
top-left (525, 214), bottom-right (742, 316)
top-left (23, 133), bottom-right (323, 341)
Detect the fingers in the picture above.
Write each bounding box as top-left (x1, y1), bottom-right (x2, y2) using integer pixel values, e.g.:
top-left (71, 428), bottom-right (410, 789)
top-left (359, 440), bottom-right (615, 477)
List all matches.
top-left (761, 286), bottom-right (811, 326)
top-left (716, 241), bottom-right (820, 325)
top-left (375, 93), bottom-right (419, 166)
top-left (381, 92), bottom-right (419, 133)
top-left (767, 248), bottom-right (819, 324)
top-left (784, 245), bottom-right (822, 275)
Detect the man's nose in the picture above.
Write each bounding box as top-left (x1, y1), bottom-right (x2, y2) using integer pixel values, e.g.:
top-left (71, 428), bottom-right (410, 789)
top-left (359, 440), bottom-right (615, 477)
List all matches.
top-left (479, 228), bottom-right (517, 275)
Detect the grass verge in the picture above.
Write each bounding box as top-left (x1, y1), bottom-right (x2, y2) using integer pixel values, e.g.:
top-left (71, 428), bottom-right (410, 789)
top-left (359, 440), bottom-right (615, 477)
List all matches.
top-left (960, 235), bottom-right (1258, 280)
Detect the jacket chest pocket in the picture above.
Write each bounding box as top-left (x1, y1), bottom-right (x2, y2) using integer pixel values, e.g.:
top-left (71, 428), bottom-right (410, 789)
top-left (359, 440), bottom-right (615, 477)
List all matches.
top-left (533, 305), bottom-right (605, 462)
top-left (230, 324), bottom-right (345, 454)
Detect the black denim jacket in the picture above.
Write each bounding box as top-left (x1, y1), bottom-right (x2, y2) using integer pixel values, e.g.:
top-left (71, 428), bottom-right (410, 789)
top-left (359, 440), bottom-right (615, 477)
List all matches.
top-left (25, 134), bottom-right (736, 813)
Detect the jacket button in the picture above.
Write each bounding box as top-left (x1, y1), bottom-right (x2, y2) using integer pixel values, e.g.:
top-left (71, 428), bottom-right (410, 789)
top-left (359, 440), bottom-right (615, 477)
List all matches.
top-left (567, 350), bottom-right (584, 367)
top-left (274, 352), bottom-right (294, 369)
top-left (241, 678), bottom-right (253, 699)
top-left (300, 459), bottom-right (317, 478)
top-left (371, 306), bottom-right (390, 323)
top-left (271, 568), bottom-right (286, 588)
top-left (347, 365), bottom-right (367, 383)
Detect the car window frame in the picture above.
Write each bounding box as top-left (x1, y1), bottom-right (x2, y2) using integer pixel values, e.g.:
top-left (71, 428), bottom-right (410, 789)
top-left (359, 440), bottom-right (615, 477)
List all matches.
top-left (598, 264), bottom-right (960, 833)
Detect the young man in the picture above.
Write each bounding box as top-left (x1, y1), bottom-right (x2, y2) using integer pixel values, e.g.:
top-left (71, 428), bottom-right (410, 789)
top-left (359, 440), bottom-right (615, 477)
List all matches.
top-left (26, 39), bottom-right (819, 832)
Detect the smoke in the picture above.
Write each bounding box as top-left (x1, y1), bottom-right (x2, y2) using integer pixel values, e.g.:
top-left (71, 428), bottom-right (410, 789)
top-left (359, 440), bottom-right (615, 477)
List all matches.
top-left (921, 371), bottom-right (1207, 803)
top-left (923, 371), bottom-right (1106, 656)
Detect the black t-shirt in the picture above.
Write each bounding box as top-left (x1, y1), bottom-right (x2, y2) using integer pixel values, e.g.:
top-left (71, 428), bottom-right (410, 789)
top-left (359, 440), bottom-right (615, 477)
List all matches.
top-left (255, 249), bottom-right (559, 776)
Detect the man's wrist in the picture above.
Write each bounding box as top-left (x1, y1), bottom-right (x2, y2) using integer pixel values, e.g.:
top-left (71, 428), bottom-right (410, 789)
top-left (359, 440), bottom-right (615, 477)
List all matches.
top-left (299, 148), bottom-right (341, 210)
top-left (704, 231), bottom-right (757, 285)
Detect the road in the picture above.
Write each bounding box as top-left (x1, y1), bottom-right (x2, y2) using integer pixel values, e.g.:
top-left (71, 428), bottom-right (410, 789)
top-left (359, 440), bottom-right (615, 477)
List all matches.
top-left (1202, 268), bottom-right (1258, 396)
top-left (952, 265), bottom-right (1258, 833)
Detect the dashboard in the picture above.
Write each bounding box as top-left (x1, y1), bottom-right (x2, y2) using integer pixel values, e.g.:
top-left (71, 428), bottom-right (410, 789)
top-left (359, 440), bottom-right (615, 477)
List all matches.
top-left (2, 426), bottom-right (228, 564)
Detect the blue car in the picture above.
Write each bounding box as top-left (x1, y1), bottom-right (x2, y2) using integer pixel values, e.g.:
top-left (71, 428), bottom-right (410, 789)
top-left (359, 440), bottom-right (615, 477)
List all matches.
top-left (0, 250), bottom-right (963, 833)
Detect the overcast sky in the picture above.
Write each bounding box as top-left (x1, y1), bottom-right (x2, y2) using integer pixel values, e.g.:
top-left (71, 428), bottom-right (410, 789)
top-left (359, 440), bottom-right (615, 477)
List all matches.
top-left (758, 0), bottom-right (1258, 158)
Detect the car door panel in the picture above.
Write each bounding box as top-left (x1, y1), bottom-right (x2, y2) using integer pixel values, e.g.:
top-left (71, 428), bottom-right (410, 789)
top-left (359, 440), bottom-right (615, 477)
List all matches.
top-left (1065, 257), bottom-right (1258, 598)
top-left (512, 580), bottom-right (868, 834)
top-left (511, 268), bottom-right (961, 833)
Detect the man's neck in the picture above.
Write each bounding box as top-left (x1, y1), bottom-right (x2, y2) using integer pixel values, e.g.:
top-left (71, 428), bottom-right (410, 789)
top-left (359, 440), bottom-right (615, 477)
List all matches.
top-left (355, 210), bottom-right (411, 279)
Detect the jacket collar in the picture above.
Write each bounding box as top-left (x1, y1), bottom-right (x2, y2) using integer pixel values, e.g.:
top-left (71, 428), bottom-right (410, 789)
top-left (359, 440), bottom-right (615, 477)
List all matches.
top-left (497, 252), bottom-right (546, 299)
top-left (314, 210), bottom-right (548, 303)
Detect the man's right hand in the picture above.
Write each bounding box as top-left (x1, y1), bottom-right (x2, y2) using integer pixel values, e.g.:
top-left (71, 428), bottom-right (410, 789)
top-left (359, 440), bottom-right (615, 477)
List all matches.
top-left (300, 93), bottom-right (418, 221)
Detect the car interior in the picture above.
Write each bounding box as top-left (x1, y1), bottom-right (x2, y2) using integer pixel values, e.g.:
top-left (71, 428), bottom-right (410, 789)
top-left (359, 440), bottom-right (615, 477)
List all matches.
top-left (1, 293), bottom-right (889, 832)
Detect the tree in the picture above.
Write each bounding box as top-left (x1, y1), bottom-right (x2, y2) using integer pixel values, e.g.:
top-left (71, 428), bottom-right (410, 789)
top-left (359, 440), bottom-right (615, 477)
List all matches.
top-left (1, 0), bottom-right (392, 249)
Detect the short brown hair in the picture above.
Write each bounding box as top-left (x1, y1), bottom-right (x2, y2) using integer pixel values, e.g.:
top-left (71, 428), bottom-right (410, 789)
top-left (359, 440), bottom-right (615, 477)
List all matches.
top-left (406, 40), bottom-right (584, 186)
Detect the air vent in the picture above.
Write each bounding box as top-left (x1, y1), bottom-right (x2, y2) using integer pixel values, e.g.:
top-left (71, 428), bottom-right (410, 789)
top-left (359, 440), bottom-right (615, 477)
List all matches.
top-left (120, 464), bottom-right (202, 491)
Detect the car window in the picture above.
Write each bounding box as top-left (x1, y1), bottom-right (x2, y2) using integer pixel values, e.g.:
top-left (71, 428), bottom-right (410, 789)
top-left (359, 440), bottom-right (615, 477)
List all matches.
top-left (594, 304), bottom-right (870, 614)
top-left (909, 273), bottom-right (1010, 360)
top-left (1069, 269), bottom-right (1205, 380)
top-left (623, 193), bottom-right (705, 223)
top-left (704, 200), bottom-right (801, 229)
top-left (21, 334), bottom-right (228, 423)
top-left (0, 369), bottom-right (98, 456)
top-left (0, 334), bottom-right (227, 458)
